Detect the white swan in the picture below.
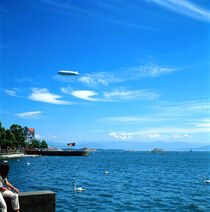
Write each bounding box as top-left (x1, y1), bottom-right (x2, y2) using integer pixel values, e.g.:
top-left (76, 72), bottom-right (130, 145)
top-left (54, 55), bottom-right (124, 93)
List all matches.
top-left (204, 176), bottom-right (210, 183)
top-left (73, 183), bottom-right (85, 191)
top-left (104, 171), bottom-right (110, 174)
top-left (3, 160), bottom-right (8, 163)
top-left (27, 162), bottom-right (30, 165)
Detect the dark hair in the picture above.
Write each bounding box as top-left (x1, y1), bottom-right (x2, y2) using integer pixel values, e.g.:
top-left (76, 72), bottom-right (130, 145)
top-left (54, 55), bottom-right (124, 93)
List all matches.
top-left (0, 163), bottom-right (10, 179)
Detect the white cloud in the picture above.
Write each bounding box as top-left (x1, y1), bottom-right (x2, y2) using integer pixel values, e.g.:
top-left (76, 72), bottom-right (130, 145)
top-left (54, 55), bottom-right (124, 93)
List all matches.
top-left (70, 88), bottom-right (159, 102)
top-left (103, 88), bottom-right (159, 100)
top-left (78, 72), bottom-right (122, 86)
top-left (109, 132), bottom-right (132, 141)
top-left (15, 111), bottom-right (42, 119)
top-left (60, 85), bottom-right (72, 95)
top-left (35, 134), bottom-right (41, 139)
top-left (126, 64), bottom-right (175, 79)
top-left (147, 133), bottom-right (161, 139)
top-left (107, 126), bottom-right (209, 141)
top-left (4, 90), bottom-right (17, 96)
top-left (35, 134), bottom-right (57, 140)
top-left (133, 127), bottom-right (210, 135)
top-left (189, 118), bottom-right (210, 128)
top-left (3, 88), bottom-right (22, 97)
top-left (40, 0), bottom-right (156, 30)
top-left (29, 88), bottom-right (70, 105)
top-left (77, 64), bottom-right (175, 86)
top-left (173, 134), bottom-right (192, 139)
top-left (71, 90), bottom-right (100, 101)
top-left (195, 123), bottom-right (210, 128)
top-left (153, 100), bottom-right (210, 117)
top-left (149, 0), bottom-right (210, 22)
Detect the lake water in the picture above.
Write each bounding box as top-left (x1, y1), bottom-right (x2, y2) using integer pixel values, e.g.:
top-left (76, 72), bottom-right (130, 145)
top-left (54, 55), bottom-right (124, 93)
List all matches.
top-left (5, 151), bottom-right (210, 211)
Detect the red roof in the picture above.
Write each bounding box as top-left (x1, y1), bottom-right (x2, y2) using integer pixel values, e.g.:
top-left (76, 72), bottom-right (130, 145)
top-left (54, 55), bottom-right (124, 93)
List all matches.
top-left (28, 128), bottom-right (34, 133)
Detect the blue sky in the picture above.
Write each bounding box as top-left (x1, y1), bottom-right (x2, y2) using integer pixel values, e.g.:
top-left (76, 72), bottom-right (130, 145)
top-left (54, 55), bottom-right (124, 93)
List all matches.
top-left (0, 0), bottom-right (210, 149)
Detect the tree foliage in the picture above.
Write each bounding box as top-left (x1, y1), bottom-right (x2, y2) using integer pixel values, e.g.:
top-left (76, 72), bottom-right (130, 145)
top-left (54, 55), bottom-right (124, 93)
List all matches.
top-left (31, 138), bottom-right (41, 148)
top-left (41, 140), bottom-right (48, 148)
top-left (0, 121), bottom-right (48, 149)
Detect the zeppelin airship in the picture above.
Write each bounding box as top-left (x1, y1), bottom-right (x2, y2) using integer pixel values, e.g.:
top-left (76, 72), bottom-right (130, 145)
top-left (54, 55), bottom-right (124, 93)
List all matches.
top-left (58, 70), bottom-right (79, 76)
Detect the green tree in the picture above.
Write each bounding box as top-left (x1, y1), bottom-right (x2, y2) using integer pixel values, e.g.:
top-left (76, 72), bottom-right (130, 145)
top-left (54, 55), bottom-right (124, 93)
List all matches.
top-left (31, 138), bottom-right (41, 148)
top-left (0, 122), bottom-right (6, 148)
top-left (10, 124), bottom-right (25, 147)
top-left (5, 129), bottom-right (16, 147)
top-left (41, 140), bottom-right (48, 148)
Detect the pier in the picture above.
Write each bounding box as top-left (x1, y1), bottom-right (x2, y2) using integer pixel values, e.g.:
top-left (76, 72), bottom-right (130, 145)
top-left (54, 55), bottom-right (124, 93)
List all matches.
top-left (26, 150), bottom-right (89, 156)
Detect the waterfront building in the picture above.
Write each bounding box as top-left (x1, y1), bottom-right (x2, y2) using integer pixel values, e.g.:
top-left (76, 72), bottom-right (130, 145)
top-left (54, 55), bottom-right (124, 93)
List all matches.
top-left (24, 127), bottom-right (35, 144)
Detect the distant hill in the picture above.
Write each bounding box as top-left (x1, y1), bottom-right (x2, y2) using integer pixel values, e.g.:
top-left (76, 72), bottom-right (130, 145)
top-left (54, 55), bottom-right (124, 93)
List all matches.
top-left (48, 141), bottom-right (209, 151)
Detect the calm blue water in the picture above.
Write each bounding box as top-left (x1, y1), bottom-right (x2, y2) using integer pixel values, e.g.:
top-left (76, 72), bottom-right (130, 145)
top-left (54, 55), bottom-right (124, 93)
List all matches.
top-left (4, 151), bottom-right (210, 211)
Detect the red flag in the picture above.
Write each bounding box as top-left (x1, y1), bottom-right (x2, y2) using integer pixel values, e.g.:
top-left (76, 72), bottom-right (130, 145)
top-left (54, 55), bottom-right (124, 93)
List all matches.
top-left (67, 143), bottom-right (75, 146)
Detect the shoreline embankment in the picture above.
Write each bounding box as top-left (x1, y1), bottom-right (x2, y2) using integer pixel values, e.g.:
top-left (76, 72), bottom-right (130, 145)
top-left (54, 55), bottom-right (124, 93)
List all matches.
top-left (0, 153), bottom-right (40, 159)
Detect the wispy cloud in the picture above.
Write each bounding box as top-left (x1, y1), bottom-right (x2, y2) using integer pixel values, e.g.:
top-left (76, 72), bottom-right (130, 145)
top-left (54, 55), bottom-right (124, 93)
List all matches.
top-left (78, 64), bottom-right (175, 86)
top-left (103, 88), bottom-right (159, 100)
top-left (53, 75), bottom-right (76, 83)
top-left (103, 116), bottom-right (166, 122)
top-left (106, 99), bottom-right (210, 142)
top-left (15, 111), bottom-right (42, 119)
top-left (71, 90), bottom-right (100, 101)
top-left (40, 0), bottom-right (157, 30)
top-left (187, 118), bottom-right (210, 128)
top-left (126, 64), bottom-right (175, 78)
top-left (29, 88), bottom-right (70, 105)
top-left (60, 85), bottom-right (73, 95)
top-left (78, 72), bottom-right (122, 86)
top-left (69, 88), bottom-right (159, 102)
top-left (3, 88), bottom-right (22, 97)
top-left (102, 100), bottom-right (210, 125)
top-left (133, 127), bottom-right (210, 135)
top-left (173, 134), bottom-right (192, 139)
top-left (4, 89), bottom-right (17, 97)
top-left (149, 0), bottom-right (210, 22)
top-left (153, 100), bottom-right (210, 117)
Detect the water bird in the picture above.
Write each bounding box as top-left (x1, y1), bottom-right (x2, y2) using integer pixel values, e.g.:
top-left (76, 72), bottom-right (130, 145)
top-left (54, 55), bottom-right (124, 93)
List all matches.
top-left (104, 171), bottom-right (110, 174)
top-left (203, 176), bottom-right (210, 183)
top-left (27, 162), bottom-right (30, 165)
top-left (73, 183), bottom-right (85, 191)
top-left (17, 159), bottom-right (20, 161)
top-left (3, 160), bottom-right (8, 163)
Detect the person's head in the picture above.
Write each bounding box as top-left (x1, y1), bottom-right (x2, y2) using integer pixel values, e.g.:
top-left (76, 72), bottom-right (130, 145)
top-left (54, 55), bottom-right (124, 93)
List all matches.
top-left (0, 163), bottom-right (10, 179)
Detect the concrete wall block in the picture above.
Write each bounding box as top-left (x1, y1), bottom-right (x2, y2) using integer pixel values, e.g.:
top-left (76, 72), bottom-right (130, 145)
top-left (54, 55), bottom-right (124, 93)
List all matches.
top-left (4, 190), bottom-right (56, 212)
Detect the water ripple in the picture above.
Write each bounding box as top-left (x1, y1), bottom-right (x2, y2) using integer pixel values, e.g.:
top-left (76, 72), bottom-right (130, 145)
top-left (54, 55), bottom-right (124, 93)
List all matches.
top-left (5, 151), bottom-right (210, 211)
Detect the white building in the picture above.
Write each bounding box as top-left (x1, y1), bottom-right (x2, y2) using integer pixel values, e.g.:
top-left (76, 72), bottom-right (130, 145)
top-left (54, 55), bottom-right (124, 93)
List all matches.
top-left (24, 127), bottom-right (35, 144)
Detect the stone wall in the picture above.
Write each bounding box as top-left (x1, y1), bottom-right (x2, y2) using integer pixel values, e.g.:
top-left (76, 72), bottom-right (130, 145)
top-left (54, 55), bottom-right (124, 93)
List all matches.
top-left (4, 190), bottom-right (56, 212)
